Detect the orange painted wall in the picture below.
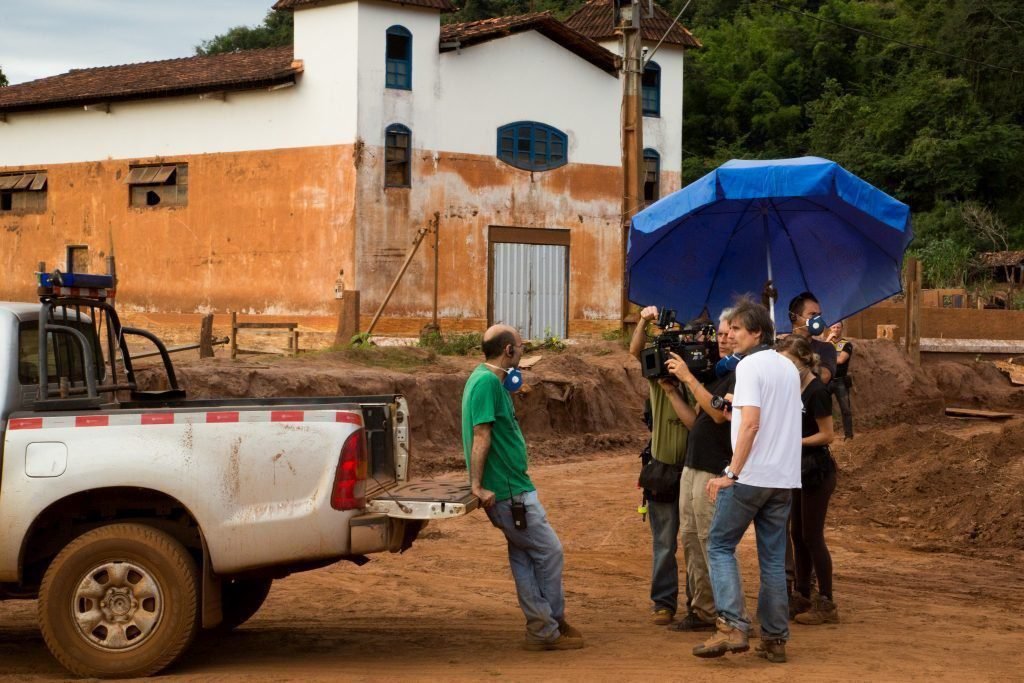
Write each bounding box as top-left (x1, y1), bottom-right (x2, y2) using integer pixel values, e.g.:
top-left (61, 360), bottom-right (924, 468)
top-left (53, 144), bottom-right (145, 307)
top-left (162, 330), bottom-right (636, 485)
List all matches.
top-left (353, 147), bottom-right (673, 333)
top-left (0, 146), bottom-right (358, 315)
top-left (2, 144), bottom-right (671, 338)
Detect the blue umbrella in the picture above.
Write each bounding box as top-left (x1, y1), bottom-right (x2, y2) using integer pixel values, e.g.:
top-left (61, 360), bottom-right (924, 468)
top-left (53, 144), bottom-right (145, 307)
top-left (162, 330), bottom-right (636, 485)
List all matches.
top-left (628, 156), bottom-right (913, 333)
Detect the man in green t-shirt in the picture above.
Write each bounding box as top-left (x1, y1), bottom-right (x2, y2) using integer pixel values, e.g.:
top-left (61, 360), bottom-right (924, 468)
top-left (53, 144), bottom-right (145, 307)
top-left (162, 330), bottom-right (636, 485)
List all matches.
top-left (630, 306), bottom-right (696, 627)
top-left (462, 324), bottom-right (583, 652)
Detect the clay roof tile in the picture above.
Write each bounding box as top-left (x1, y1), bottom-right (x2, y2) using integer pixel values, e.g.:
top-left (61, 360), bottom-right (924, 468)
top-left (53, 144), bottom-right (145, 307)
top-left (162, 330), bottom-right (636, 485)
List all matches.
top-left (564, 0), bottom-right (702, 49)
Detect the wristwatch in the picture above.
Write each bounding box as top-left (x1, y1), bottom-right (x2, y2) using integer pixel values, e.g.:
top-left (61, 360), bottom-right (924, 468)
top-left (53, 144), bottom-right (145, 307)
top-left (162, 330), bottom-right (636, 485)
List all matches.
top-left (723, 466), bottom-right (738, 481)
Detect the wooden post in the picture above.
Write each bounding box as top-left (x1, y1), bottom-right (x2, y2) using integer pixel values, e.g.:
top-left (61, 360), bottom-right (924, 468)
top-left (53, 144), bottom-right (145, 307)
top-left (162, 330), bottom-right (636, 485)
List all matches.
top-left (366, 226), bottom-right (429, 336)
top-left (199, 313), bottom-right (215, 358)
top-left (619, 2), bottom-right (644, 332)
top-left (904, 257), bottom-right (922, 366)
top-left (229, 311), bottom-right (238, 360)
top-left (431, 211), bottom-right (440, 332)
top-left (334, 290), bottom-right (361, 346)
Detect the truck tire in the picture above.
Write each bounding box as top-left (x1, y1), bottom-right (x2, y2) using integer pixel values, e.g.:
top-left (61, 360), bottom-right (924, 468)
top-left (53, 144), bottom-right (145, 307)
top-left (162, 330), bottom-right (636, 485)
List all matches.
top-left (217, 578), bottom-right (273, 631)
top-left (38, 523), bottom-right (199, 679)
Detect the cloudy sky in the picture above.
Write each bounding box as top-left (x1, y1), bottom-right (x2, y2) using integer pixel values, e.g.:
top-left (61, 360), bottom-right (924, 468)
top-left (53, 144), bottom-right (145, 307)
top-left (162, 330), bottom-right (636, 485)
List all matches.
top-left (0, 1), bottom-right (274, 85)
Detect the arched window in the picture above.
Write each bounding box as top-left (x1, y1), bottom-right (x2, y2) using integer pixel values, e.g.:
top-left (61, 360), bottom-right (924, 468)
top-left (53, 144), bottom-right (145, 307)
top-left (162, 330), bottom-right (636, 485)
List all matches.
top-left (386, 25), bottom-right (412, 90)
top-left (643, 149), bottom-right (660, 205)
top-left (496, 122), bottom-right (568, 172)
top-left (385, 124), bottom-right (411, 187)
top-left (642, 61), bottom-right (661, 117)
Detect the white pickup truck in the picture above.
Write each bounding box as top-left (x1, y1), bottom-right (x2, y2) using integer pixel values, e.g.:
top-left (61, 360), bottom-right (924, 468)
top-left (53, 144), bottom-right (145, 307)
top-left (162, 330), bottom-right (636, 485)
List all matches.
top-left (0, 280), bottom-right (477, 678)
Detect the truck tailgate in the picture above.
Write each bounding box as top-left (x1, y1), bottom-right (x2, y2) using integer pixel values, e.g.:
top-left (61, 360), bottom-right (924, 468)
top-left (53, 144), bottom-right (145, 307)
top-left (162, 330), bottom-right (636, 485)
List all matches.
top-left (367, 480), bottom-right (478, 520)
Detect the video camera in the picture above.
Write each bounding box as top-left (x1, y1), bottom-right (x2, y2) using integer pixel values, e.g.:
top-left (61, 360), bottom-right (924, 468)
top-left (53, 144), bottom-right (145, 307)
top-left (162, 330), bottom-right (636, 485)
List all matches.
top-left (639, 309), bottom-right (720, 380)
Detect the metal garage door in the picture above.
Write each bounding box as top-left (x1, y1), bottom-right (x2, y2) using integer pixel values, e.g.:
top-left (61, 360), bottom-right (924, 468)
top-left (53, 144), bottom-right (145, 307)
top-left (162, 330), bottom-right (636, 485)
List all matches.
top-left (492, 242), bottom-right (568, 340)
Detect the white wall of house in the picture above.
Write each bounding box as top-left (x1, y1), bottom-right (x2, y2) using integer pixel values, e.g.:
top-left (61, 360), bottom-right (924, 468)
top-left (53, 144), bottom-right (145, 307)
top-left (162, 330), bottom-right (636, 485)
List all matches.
top-left (0, 1), bottom-right (684, 176)
top-left (599, 39), bottom-right (684, 174)
top-left (435, 31), bottom-right (622, 167)
top-left (356, 1), bottom-right (442, 153)
top-left (0, 3), bottom-right (362, 168)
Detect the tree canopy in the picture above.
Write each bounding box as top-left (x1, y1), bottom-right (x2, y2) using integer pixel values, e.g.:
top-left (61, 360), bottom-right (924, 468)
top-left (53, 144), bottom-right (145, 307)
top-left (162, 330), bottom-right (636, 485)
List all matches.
top-left (195, 10), bottom-right (293, 56)
top-left (0, 65), bottom-right (8, 87)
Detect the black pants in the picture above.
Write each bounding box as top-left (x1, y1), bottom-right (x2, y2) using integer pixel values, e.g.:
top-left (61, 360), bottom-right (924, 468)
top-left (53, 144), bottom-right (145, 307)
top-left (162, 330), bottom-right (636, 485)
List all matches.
top-left (791, 468), bottom-right (837, 600)
top-left (831, 379), bottom-right (854, 439)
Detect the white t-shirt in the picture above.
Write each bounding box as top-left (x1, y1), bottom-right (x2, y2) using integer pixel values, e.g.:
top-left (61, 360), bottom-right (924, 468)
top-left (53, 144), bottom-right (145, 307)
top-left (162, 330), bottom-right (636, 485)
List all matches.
top-left (730, 349), bottom-right (802, 489)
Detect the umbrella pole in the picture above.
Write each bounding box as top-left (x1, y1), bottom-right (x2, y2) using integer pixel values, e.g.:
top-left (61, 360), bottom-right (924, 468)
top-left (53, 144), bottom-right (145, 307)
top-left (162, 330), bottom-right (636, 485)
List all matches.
top-left (764, 215), bottom-right (775, 323)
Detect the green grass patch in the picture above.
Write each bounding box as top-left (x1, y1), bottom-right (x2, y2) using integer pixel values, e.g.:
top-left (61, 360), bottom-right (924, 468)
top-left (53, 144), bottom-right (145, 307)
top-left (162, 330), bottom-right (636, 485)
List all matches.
top-left (418, 331), bottom-right (483, 356)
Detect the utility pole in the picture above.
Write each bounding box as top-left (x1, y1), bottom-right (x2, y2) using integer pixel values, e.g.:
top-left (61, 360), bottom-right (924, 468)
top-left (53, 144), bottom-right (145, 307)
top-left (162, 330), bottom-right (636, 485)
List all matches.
top-left (617, 1), bottom-right (644, 332)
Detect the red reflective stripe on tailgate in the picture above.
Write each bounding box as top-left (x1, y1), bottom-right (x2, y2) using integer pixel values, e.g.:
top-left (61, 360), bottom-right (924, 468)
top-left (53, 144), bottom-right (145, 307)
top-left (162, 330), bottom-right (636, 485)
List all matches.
top-left (142, 413), bottom-right (175, 425)
top-left (206, 412), bottom-right (239, 423)
top-left (335, 411), bottom-right (362, 425)
top-left (271, 410), bottom-right (304, 422)
top-left (75, 415), bottom-right (109, 427)
top-left (9, 418), bottom-right (43, 430)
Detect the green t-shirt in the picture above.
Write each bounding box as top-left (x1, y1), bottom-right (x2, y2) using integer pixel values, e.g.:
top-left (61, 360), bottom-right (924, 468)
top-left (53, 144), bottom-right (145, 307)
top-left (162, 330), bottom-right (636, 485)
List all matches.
top-left (649, 380), bottom-right (690, 465)
top-left (462, 365), bottom-right (535, 500)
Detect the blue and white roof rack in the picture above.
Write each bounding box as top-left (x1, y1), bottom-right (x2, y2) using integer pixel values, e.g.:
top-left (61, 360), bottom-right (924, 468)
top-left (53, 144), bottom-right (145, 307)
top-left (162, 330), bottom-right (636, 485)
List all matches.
top-left (37, 270), bottom-right (116, 300)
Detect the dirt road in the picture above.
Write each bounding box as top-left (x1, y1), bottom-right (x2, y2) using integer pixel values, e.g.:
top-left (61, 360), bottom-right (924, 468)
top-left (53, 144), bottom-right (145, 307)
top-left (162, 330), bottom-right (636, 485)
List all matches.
top-left (2, 452), bottom-right (1021, 680)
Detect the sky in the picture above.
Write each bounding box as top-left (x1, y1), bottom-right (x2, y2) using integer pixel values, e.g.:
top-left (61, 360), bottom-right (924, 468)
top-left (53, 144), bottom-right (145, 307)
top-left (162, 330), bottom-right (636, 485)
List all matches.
top-left (0, 0), bottom-right (274, 85)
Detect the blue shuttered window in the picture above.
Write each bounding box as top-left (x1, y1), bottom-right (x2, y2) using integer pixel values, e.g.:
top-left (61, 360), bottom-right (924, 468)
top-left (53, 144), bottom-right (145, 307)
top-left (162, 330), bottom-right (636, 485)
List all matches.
top-left (643, 148), bottom-right (660, 205)
top-left (386, 26), bottom-right (412, 90)
top-left (385, 124), bottom-right (411, 187)
top-left (496, 122), bottom-right (568, 172)
top-left (642, 61), bottom-right (661, 117)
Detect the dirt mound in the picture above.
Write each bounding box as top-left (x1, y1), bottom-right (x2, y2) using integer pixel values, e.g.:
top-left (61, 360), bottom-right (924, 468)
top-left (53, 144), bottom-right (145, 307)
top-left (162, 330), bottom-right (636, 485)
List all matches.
top-left (137, 347), bottom-right (649, 474)
top-left (832, 418), bottom-right (1024, 554)
top-left (843, 339), bottom-right (944, 428)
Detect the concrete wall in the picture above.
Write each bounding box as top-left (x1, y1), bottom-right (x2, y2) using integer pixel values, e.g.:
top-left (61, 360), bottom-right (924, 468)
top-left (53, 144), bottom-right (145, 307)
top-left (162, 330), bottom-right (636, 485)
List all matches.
top-left (0, 146), bottom-right (358, 316)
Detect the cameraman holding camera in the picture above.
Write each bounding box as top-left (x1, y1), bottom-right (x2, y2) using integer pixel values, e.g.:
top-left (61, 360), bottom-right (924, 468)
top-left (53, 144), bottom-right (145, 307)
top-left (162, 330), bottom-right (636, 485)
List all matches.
top-left (630, 306), bottom-right (696, 626)
top-left (663, 310), bottom-right (738, 632)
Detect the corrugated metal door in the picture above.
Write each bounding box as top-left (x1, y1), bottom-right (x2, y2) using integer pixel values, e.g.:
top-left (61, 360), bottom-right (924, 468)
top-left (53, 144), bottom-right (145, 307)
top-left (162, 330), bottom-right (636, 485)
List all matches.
top-left (492, 243), bottom-right (567, 339)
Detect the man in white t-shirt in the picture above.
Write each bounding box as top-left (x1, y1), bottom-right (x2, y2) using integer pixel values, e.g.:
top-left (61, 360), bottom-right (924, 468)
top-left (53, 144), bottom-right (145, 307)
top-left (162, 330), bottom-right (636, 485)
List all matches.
top-left (692, 299), bottom-right (801, 665)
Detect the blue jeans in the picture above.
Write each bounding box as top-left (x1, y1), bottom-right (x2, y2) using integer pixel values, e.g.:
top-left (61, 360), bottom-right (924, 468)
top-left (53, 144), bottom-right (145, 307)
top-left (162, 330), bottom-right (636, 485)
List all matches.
top-left (648, 498), bottom-right (680, 614)
top-left (707, 483), bottom-right (792, 640)
top-left (485, 490), bottom-right (566, 642)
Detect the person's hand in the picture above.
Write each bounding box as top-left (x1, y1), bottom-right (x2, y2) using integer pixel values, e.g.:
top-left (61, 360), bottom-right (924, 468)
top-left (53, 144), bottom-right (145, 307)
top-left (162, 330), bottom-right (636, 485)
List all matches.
top-left (640, 306), bottom-right (659, 322)
top-left (664, 351), bottom-right (693, 382)
top-left (657, 377), bottom-right (678, 392)
top-left (706, 476), bottom-right (734, 503)
top-left (473, 487), bottom-right (497, 509)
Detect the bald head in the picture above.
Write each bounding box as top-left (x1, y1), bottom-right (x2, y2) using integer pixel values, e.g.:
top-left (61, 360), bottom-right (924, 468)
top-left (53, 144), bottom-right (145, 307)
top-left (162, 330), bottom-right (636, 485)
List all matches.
top-left (482, 324), bottom-right (521, 361)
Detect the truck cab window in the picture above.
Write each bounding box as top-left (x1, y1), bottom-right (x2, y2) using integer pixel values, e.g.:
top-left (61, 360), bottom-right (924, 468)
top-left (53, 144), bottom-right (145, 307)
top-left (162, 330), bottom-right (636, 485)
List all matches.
top-left (18, 320), bottom-right (105, 385)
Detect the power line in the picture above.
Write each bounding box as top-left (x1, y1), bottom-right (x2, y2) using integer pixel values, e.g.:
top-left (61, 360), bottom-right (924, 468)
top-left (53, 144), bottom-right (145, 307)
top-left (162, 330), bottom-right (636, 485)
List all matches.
top-left (770, 2), bottom-right (1024, 76)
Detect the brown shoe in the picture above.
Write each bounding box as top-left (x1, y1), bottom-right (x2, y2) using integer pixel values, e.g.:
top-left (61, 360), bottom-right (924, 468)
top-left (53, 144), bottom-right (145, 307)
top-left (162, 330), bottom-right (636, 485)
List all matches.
top-left (558, 620), bottom-right (583, 639)
top-left (795, 595), bottom-right (839, 625)
top-left (651, 608), bottom-right (674, 626)
top-left (523, 633), bottom-right (586, 651)
top-left (755, 638), bottom-right (787, 663)
top-left (692, 618), bottom-right (749, 658)
top-left (789, 592), bottom-right (813, 620)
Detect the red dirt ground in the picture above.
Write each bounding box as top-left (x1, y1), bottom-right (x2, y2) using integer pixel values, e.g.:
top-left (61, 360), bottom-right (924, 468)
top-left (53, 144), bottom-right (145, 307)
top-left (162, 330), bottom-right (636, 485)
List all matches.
top-left (2, 339), bottom-right (1022, 679)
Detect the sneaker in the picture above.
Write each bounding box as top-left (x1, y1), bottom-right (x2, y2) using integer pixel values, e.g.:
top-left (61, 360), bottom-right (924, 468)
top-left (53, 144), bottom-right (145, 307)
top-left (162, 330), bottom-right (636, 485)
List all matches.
top-left (756, 638), bottom-right (787, 663)
top-left (795, 595), bottom-right (840, 625)
top-left (558, 620), bottom-right (583, 640)
top-left (789, 592), bottom-right (813, 620)
top-left (523, 633), bottom-right (586, 651)
top-left (692, 618), bottom-right (749, 658)
top-left (668, 612), bottom-right (716, 632)
top-left (651, 608), bottom-right (674, 626)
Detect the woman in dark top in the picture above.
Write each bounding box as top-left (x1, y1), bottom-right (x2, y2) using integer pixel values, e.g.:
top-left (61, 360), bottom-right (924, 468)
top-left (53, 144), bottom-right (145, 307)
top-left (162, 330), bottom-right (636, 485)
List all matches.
top-left (777, 335), bottom-right (839, 626)
top-left (826, 321), bottom-right (854, 439)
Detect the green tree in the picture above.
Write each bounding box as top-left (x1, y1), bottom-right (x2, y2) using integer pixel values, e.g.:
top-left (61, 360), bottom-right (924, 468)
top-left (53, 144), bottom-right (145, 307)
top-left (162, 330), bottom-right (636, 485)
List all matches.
top-left (196, 10), bottom-right (294, 55)
top-left (0, 65), bottom-right (8, 87)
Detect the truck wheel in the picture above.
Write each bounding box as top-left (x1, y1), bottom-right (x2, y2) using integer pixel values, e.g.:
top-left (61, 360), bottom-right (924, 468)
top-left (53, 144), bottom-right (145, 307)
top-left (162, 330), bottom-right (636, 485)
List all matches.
top-left (38, 523), bottom-right (199, 679)
top-left (217, 578), bottom-right (273, 631)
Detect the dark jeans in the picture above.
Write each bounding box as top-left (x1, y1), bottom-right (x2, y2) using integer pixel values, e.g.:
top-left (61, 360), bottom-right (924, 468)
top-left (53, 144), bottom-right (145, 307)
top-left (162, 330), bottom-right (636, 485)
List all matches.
top-left (791, 468), bottom-right (838, 599)
top-left (708, 483), bottom-right (792, 641)
top-left (648, 498), bottom-right (681, 614)
top-left (831, 379), bottom-right (854, 439)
